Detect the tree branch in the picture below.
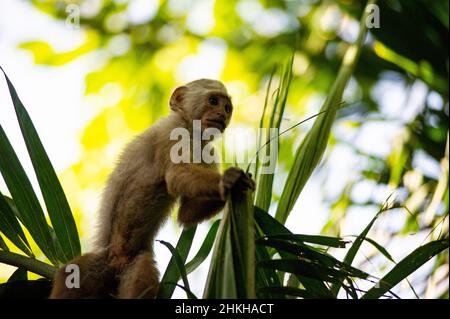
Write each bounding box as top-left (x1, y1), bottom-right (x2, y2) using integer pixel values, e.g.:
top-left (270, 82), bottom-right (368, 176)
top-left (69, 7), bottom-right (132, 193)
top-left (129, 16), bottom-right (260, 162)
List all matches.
top-left (0, 251), bottom-right (57, 279)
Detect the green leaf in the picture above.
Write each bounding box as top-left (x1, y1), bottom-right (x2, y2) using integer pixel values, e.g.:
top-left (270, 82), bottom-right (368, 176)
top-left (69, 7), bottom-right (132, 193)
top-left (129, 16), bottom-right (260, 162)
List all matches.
top-left (204, 191), bottom-right (255, 298)
top-left (157, 240), bottom-right (194, 299)
top-left (157, 226), bottom-right (196, 299)
top-left (331, 206), bottom-right (384, 296)
top-left (0, 120), bottom-right (57, 264)
top-left (259, 234), bottom-right (348, 248)
top-left (347, 235), bottom-right (395, 263)
top-left (185, 220), bottom-right (220, 275)
top-left (258, 259), bottom-right (347, 284)
top-left (254, 206), bottom-right (293, 236)
top-left (255, 227), bottom-right (284, 298)
top-left (254, 206), bottom-right (333, 298)
top-left (0, 193), bottom-right (33, 256)
top-left (275, 1), bottom-right (375, 224)
top-left (203, 205), bottom-right (236, 298)
top-left (362, 239), bottom-right (449, 299)
top-left (0, 197), bottom-right (66, 265)
top-left (257, 286), bottom-right (326, 299)
top-left (0, 67), bottom-right (80, 262)
top-left (253, 65), bottom-right (276, 181)
top-left (7, 268), bottom-right (28, 282)
top-left (159, 282), bottom-right (197, 299)
top-left (229, 191), bottom-right (256, 298)
top-left (0, 235), bottom-right (9, 251)
top-left (342, 279), bottom-right (358, 299)
top-left (257, 238), bottom-right (370, 280)
top-left (255, 57), bottom-right (293, 212)
top-left (349, 235), bottom-right (419, 298)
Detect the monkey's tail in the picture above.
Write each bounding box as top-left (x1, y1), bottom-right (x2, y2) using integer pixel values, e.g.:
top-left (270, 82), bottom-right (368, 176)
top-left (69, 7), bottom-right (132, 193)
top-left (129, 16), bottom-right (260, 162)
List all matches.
top-left (49, 250), bottom-right (118, 299)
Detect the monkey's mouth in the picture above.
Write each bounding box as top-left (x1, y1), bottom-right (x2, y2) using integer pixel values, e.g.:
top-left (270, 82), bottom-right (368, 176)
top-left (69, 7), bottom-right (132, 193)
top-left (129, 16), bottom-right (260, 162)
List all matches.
top-left (205, 119), bottom-right (226, 131)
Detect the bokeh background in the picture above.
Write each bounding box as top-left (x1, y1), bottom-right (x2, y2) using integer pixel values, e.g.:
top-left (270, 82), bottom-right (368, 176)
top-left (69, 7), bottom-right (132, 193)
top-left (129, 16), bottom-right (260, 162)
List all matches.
top-left (0, 0), bottom-right (448, 298)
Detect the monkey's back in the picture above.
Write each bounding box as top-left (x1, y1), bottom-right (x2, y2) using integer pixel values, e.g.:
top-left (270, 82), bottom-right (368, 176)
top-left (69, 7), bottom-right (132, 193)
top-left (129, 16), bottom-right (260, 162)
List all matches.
top-left (93, 116), bottom-right (181, 254)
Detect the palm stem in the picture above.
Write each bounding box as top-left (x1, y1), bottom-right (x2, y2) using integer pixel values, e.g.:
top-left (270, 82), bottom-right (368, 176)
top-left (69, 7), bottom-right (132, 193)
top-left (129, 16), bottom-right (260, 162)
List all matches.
top-left (0, 251), bottom-right (57, 279)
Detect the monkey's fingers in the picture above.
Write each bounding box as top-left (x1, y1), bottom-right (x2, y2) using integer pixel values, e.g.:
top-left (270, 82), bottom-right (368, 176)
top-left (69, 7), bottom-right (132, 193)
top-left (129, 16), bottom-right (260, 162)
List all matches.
top-left (245, 173), bottom-right (256, 190)
top-left (222, 170), bottom-right (243, 187)
top-left (241, 179), bottom-right (256, 191)
top-left (239, 173), bottom-right (255, 190)
top-left (224, 167), bottom-right (244, 178)
top-left (221, 167), bottom-right (255, 198)
top-left (223, 172), bottom-right (241, 182)
top-left (231, 177), bottom-right (255, 194)
top-left (222, 178), bottom-right (238, 190)
top-left (220, 177), bottom-right (240, 200)
top-left (219, 179), bottom-right (228, 201)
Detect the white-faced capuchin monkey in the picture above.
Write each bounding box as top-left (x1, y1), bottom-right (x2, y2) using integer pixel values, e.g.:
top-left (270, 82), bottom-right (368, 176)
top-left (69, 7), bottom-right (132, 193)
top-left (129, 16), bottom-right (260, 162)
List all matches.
top-left (49, 79), bottom-right (255, 299)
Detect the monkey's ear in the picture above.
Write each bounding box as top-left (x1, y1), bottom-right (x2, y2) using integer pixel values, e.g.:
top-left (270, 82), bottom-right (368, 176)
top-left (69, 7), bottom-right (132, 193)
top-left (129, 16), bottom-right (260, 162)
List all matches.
top-left (170, 86), bottom-right (188, 112)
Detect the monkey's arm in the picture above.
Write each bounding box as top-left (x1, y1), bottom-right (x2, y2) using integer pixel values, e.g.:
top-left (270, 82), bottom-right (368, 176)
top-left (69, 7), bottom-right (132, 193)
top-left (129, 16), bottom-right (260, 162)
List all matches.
top-left (165, 163), bottom-right (223, 199)
top-left (178, 196), bottom-right (225, 226)
top-left (166, 164), bottom-right (255, 199)
top-left (166, 164), bottom-right (255, 226)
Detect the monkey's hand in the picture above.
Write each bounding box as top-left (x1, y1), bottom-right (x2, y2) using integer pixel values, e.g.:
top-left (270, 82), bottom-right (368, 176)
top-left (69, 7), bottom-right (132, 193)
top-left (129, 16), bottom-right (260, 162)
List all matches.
top-left (219, 167), bottom-right (255, 201)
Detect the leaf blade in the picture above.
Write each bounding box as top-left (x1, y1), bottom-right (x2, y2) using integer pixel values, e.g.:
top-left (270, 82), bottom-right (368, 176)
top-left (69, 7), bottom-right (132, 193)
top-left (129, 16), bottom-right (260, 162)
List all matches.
top-left (259, 234), bottom-right (348, 248)
top-left (275, 0), bottom-right (375, 224)
top-left (362, 239), bottom-right (449, 299)
top-left (157, 239), bottom-right (194, 299)
top-left (0, 67), bottom-right (80, 262)
top-left (7, 268), bottom-right (28, 282)
top-left (156, 226), bottom-right (196, 299)
top-left (0, 193), bottom-right (33, 256)
top-left (254, 206), bottom-right (333, 298)
top-left (0, 123), bottom-right (57, 264)
top-left (185, 220), bottom-right (220, 275)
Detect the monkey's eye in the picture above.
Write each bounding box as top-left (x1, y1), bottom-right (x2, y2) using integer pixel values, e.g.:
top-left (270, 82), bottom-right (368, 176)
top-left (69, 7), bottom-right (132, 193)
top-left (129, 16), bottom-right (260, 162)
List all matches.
top-left (225, 104), bottom-right (232, 113)
top-left (209, 96), bottom-right (219, 106)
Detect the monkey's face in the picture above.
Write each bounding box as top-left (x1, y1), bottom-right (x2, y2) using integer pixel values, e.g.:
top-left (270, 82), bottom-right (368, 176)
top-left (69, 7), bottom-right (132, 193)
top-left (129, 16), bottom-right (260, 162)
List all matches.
top-left (198, 92), bottom-right (233, 133)
top-left (170, 80), bottom-right (233, 132)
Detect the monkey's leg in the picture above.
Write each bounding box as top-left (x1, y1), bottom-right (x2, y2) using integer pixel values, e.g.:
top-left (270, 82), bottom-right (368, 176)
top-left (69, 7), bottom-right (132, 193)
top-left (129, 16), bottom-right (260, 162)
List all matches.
top-left (117, 252), bottom-right (159, 299)
top-left (178, 197), bottom-right (225, 227)
top-left (49, 251), bottom-right (116, 299)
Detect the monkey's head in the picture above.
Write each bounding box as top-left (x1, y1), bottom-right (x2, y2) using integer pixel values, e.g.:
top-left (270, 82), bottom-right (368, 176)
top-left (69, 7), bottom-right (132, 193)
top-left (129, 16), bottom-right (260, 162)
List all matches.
top-left (169, 79), bottom-right (233, 132)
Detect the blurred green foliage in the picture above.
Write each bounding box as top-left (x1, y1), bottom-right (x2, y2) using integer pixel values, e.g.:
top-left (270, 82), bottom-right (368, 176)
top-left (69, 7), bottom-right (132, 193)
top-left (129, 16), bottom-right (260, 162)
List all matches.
top-left (10, 0), bottom-right (449, 297)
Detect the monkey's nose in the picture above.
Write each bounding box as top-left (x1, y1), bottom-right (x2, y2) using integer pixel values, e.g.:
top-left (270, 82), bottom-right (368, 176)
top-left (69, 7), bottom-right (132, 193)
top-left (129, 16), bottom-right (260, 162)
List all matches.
top-left (216, 112), bottom-right (226, 121)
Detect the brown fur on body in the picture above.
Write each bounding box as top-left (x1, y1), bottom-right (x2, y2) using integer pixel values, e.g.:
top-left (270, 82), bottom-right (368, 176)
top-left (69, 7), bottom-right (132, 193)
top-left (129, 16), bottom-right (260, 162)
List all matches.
top-left (49, 79), bottom-right (254, 299)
